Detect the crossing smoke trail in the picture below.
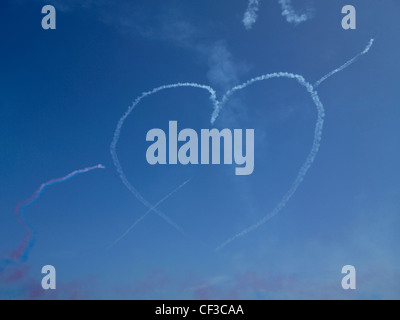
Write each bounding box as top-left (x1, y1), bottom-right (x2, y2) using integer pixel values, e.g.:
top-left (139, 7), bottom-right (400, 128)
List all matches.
top-left (109, 179), bottom-right (191, 248)
top-left (314, 39), bottom-right (375, 88)
top-left (215, 39), bottom-right (374, 250)
top-left (0, 164), bottom-right (105, 271)
top-left (243, 0), bottom-right (260, 30)
top-left (110, 83), bottom-right (218, 235)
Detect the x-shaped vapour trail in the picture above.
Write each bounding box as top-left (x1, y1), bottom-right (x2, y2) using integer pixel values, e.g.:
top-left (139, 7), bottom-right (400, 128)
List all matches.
top-left (108, 179), bottom-right (191, 248)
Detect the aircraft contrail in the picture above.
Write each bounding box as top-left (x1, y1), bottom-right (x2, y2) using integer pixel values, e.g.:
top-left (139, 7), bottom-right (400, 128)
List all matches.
top-left (314, 39), bottom-right (375, 88)
top-left (110, 83), bottom-right (218, 234)
top-left (111, 74), bottom-right (322, 251)
top-left (0, 164), bottom-right (105, 271)
top-left (109, 179), bottom-right (191, 248)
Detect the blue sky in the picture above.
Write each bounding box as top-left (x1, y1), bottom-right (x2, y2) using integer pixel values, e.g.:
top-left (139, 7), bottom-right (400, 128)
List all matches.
top-left (0, 0), bottom-right (399, 299)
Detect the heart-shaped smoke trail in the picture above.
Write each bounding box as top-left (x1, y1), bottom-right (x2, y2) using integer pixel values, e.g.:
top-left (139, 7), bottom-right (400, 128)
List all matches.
top-left (0, 164), bottom-right (105, 271)
top-left (110, 39), bottom-right (374, 250)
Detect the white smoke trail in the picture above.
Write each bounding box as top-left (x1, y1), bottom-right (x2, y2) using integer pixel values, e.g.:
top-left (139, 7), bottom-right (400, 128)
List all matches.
top-left (212, 72), bottom-right (316, 123)
top-left (278, 0), bottom-right (313, 25)
top-left (111, 83), bottom-right (218, 234)
top-left (243, 0), bottom-right (260, 30)
top-left (109, 179), bottom-right (191, 248)
top-left (214, 73), bottom-right (324, 251)
top-left (314, 39), bottom-right (375, 88)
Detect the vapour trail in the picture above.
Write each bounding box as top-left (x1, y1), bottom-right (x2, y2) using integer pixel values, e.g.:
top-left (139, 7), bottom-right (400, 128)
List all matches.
top-left (109, 179), bottom-right (191, 248)
top-left (314, 39), bottom-right (375, 88)
top-left (243, 0), bottom-right (260, 30)
top-left (110, 83), bottom-right (218, 234)
top-left (215, 39), bottom-right (374, 250)
top-left (278, 0), bottom-right (313, 25)
top-left (0, 164), bottom-right (105, 270)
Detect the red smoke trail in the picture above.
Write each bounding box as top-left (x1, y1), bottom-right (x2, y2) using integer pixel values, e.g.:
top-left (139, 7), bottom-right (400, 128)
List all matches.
top-left (1, 164), bottom-right (105, 269)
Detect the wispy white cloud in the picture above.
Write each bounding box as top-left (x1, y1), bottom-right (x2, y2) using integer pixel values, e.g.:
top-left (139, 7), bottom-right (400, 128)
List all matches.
top-left (278, 0), bottom-right (314, 25)
top-left (132, 9), bottom-right (246, 92)
top-left (205, 41), bottom-right (240, 91)
top-left (40, 1), bottom-right (245, 92)
top-left (243, 0), bottom-right (260, 30)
